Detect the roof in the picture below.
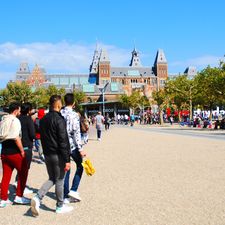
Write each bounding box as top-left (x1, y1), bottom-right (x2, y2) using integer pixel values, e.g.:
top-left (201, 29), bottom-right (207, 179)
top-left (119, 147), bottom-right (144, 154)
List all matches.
top-left (154, 49), bottom-right (167, 65)
top-left (111, 66), bottom-right (155, 77)
top-left (80, 100), bottom-right (120, 106)
top-left (184, 66), bottom-right (197, 76)
top-left (129, 48), bottom-right (142, 67)
top-left (99, 49), bottom-right (110, 62)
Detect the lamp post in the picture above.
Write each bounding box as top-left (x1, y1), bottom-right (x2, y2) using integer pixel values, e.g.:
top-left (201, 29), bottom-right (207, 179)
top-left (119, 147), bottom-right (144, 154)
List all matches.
top-left (98, 82), bottom-right (110, 117)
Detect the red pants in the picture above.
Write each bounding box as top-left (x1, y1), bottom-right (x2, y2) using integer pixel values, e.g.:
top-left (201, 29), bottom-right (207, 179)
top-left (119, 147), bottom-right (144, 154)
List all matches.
top-left (1, 153), bottom-right (28, 200)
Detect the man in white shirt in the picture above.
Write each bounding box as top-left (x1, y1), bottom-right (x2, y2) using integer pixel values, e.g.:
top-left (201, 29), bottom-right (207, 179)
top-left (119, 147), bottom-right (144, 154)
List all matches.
top-left (95, 112), bottom-right (104, 141)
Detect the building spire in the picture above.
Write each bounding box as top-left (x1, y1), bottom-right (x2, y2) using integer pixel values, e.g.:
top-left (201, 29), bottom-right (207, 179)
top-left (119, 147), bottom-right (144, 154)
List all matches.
top-left (154, 49), bottom-right (167, 66)
top-left (90, 43), bottom-right (100, 74)
top-left (129, 46), bottom-right (142, 67)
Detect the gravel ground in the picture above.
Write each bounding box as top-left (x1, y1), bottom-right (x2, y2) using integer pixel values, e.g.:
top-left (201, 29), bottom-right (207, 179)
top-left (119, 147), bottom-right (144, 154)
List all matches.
top-left (1, 125), bottom-right (225, 225)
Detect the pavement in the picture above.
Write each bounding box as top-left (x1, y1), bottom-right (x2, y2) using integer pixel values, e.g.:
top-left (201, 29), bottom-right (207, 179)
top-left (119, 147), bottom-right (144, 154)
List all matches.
top-left (1, 124), bottom-right (225, 225)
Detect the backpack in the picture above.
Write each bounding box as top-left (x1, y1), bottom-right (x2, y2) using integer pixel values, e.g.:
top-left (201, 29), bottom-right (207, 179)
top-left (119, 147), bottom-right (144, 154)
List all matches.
top-left (80, 118), bottom-right (89, 133)
top-left (0, 115), bottom-right (15, 142)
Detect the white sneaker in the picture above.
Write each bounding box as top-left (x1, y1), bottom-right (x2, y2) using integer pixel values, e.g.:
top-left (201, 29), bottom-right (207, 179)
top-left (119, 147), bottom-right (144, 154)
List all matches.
top-left (13, 183), bottom-right (33, 194)
top-left (0, 199), bottom-right (13, 208)
top-left (31, 196), bottom-right (41, 217)
top-left (68, 191), bottom-right (81, 201)
top-left (23, 187), bottom-right (33, 194)
top-left (63, 197), bottom-right (77, 204)
top-left (97, 138), bottom-right (101, 141)
top-left (56, 204), bottom-right (73, 214)
top-left (63, 198), bottom-right (70, 204)
top-left (14, 196), bottom-right (31, 205)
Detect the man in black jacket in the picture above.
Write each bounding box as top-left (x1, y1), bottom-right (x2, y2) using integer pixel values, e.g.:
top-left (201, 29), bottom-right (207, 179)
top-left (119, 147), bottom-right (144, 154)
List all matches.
top-left (14, 102), bottom-right (36, 194)
top-left (31, 95), bottom-right (73, 216)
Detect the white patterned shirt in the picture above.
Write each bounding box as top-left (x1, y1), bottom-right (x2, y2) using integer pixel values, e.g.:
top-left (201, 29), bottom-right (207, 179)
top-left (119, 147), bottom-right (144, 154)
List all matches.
top-left (61, 107), bottom-right (82, 152)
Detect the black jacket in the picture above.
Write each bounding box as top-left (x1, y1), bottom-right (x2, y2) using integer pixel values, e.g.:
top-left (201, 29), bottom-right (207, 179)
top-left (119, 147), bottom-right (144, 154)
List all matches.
top-left (40, 110), bottom-right (71, 163)
top-left (19, 115), bottom-right (36, 149)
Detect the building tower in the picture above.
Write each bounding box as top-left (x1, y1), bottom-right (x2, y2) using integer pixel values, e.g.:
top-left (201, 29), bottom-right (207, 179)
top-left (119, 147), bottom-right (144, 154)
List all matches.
top-left (129, 47), bottom-right (142, 67)
top-left (16, 62), bottom-right (31, 82)
top-left (153, 49), bottom-right (168, 88)
top-left (26, 64), bottom-right (46, 87)
top-left (97, 49), bottom-right (111, 85)
top-left (89, 44), bottom-right (100, 84)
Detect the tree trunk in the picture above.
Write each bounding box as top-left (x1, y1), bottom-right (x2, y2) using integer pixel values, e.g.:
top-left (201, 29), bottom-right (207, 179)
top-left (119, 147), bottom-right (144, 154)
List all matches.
top-left (160, 107), bottom-right (164, 125)
top-left (178, 110), bottom-right (181, 122)
top-left (189, 99), bottom-right (193, 121)
top-left (209, 108), bottom-right (213, 121)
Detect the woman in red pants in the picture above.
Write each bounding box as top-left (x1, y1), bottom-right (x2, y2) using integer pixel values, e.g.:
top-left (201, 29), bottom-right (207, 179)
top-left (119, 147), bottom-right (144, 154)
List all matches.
top-left (0, 102), bottom-right (30, 208)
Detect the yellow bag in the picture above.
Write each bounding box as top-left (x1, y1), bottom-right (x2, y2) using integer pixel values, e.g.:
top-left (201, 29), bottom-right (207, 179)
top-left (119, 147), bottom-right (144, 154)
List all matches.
top-left (82, 158), bottom-right (95, 176)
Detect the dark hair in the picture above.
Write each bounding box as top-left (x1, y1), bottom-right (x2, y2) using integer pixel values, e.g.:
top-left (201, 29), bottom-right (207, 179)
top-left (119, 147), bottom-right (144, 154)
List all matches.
top-left (49, 95), bottom-right (62, 108)
top-left (21, 102), bottom-right (32, 115)
top-left (64, 93), bottom-right (74, 106)
top-left (8, 102), bottom-right (21, 114)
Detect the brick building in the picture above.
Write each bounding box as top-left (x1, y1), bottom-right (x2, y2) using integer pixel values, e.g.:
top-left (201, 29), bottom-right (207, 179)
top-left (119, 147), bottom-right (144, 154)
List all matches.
top-left (15, 46), bottom-right (168, 116)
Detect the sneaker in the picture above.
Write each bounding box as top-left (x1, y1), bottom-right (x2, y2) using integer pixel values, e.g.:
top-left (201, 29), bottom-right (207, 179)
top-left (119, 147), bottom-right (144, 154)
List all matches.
top-left (63, 198), bottom-right (70, 204)
top-left (97, 138), bottom-right (101, 141)
top-left (68, 191), bottom-right (81, 202)
top-left (56, 204), bottom-right (73, 214)
top-left (63, 197), bottom-right (77, 204)
top-left (0, 199), bottom-right (13, 208)
top-left (14, 196), bottom-right (31, 205)
top-left (31, 196), bottom-right (41, 217)
top-left (23, 187), bottom-right (33, 194)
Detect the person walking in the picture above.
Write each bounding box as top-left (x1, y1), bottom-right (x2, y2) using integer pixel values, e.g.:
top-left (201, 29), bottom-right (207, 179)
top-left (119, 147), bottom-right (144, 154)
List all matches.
top-left (34, 109), bottom-right (45, 163)
top-left (61, 93), bottom-right (87, 203)
top-left (31, 95), bottom-right (73, 216)
top-left (104, 113), bottom-right (110, 131)
top-left (0, 102), bottom-right (30, 208)
top-left (80, 115), bottom-right (89, 145)
top-left (14, 103), bottom-right (36, 194)
top-left (95, 112), bottom-right (104, 141)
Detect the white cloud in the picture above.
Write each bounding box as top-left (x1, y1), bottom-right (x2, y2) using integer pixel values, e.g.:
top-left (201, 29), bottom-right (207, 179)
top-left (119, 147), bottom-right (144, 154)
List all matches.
top-left (0, 41), bottom-right (131, 78)
top-left (170, 55), bottom-right (222, 71)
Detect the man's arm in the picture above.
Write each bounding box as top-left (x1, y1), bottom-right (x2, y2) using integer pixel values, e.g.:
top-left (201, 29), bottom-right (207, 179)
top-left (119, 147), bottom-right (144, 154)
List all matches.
top-left (28, 117), bottom-right (36, 141)
top-left (15, 137), bottom-right (25, 158)
top-left (56, 119), bottom-right (71, 163)
top-left (71, 115), bottom-right (83, 151)
top-left (71, 114), bottom-right (86, 157)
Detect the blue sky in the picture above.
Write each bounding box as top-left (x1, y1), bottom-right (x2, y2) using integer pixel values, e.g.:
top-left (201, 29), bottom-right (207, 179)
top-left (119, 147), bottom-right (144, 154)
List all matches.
top-left (0, 0), bottom-right (224, 88)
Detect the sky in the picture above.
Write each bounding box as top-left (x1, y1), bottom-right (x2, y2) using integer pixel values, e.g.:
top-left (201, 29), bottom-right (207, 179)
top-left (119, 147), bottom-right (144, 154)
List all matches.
top-left (0, 0), bottom-right (224, 88)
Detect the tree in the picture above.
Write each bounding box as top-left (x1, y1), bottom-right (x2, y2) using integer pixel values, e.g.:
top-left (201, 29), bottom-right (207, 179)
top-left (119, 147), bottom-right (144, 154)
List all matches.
top-left (32, 87), bottom-right (49, 108)
top-left (194, 66), bottom-right (225, 119)
top-left (119, 91), bottom-right (150, 114)
top-left (73, 89), bottom-right (86, 112)
top-left (165, 75), bottom-right (198, 120)
top-left (0, 82), bottom-right (33, 106)
top-left (152, 89), bottom-right (169, 124)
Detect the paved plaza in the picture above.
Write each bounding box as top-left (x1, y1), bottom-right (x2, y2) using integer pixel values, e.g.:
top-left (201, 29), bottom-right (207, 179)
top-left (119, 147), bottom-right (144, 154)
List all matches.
top-left (1, 125), bottom-right (225, 225)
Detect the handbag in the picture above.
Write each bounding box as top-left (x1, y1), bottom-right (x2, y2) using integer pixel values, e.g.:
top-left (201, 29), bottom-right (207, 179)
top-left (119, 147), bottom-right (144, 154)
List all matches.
top-left (82, 158), bottom-right (95, 176)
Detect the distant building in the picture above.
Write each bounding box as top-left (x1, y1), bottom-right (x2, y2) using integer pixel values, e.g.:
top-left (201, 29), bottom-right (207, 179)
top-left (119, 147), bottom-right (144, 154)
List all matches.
top-left (184, 66), bottom-right (197, 78)
top-left (14, 46), bottom-right (169, 116)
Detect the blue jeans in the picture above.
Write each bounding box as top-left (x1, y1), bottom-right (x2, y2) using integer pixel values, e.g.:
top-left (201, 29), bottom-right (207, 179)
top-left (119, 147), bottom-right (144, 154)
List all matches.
top-left (97, 130), bottom-right (101, 139)
top-left (64, 150), bottom-right (83, 198)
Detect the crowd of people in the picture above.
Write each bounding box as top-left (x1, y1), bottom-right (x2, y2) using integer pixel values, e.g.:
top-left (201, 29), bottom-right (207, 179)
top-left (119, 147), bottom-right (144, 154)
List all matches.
top-left (0, 93), bottom-right (106, 216)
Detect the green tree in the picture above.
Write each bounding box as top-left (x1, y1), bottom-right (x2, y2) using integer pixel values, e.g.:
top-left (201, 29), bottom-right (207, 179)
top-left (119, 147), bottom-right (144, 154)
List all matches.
top-left (0, 82), bottom-right (33, 106)
top-left (73, 89), bottom-right (86, 113)
top-left (165, 75), bottom-right (198, 120)
top-left (120, 91), bottom-right (150, 114)
top-left (152, 89), bottom-right (169, 124)
top-left (194, 66), bottom-right (225, 119)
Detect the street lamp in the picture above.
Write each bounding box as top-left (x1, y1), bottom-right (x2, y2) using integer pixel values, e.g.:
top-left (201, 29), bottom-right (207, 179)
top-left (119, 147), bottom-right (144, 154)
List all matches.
top-left (98, 81), bottom-right (110, 117)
